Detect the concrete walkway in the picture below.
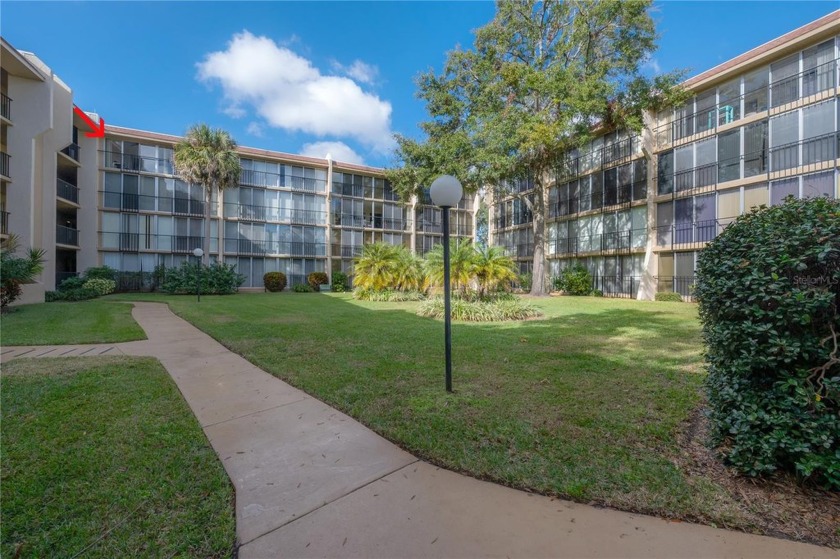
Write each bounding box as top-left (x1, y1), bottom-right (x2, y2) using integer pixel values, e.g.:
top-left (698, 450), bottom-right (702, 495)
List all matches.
top-left (3, 302), bottom-right (835, 558)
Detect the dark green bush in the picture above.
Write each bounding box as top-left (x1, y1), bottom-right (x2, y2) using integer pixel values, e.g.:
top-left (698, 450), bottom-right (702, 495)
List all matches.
top-left (160, 262), bottom-right (244, 295)
top-left (695, 196), bottom-right (840, 489)
top-left (293, 283), bottom-right (314, 293)
top-left (331, 271), bottom-right (348, 292)
top-left (655, 292), bottom-right (683, 302)
top-left (84, 266), bottom-right (117, 281)
top-left (517, 273), bottom-right (532, 291)
top-left (58, 276), bottom-right (85, 291)
top-left (555, 265), bottom-right (593, 295)
top-left (46, 287), bottom-right (99, 302)
top-left (307, 272), bottom-right (329, 292)
top-left (263, 272), bottom-right (287, 292)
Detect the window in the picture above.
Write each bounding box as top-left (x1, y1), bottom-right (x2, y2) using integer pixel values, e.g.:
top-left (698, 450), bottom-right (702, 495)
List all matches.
top-left (674, 198), bottom-right (693, 243)
top-left (104, 172), bottom-right (121, 208)
top-left (771, 177), bottom-right (799, 205)
top-left (718, 129), bottom-right (740, 183)
top-left (604, 168), bottom-right (617, 206)
top-left (744, 121), bottom-right (768, 177)
top-left (802, 100), bottom-right (835, 164)
top-left (717, 190), bottom-right (740, 224)
top-left (771, 53), bottom-right (799, 107)
top-left (674, 101), bottom-right (694, 140)
top-left (656, 202), bottom-right (673, 247)
top-left (139, 176), bottom-right (156, 211)
top-left (744, 68), bottom-right (768, 116)
top-left (695, 138), bottom-right (716, 187)
top-left (590, 172), bottom-right (603, 209)
top-left (695, 90), bottom-right (716, 133)
top-left (657, 151), bottom-right (673, 195)
top-left (801, 170), bottom-right (834, 199)
top-left (632, 158), bottom-right (647, 200)
top-left (803, 40), bottom-right (835, 97)
top-left (770, 111), bottom-right (799, 171)
top-left (744, 183), bottom-right (769, 212)
top-left (579, 175), bottom-right (591, 212)
top-left (695, 194), bottom-right (716, 242)
top-left (718, 78), bottom-right (741, 125)
top-left (674, 146), bottom-right (693, 192)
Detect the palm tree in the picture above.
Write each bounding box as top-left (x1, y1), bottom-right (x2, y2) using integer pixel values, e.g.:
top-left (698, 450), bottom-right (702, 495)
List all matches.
top-left (424, 239), bottom-right (477, 294)
top-left (353, 243), bottom-right (399, 291)
top-left (1, 234), bottom-right (46, 309)
top-left (473, 245), bottom-right (517, 297)
top-left (392, 246), bottom-right (426, 292)
top-left (173, 124), bottom-right (241, 265)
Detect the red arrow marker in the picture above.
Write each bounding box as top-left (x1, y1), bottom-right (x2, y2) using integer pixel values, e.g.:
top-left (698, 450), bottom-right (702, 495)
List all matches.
top-left (73, 106), bottom-right (105, 138)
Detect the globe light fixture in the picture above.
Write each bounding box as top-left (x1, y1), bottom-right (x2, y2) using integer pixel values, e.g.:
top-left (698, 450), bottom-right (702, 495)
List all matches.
top-left (429, 175), bottom-right (463, 393)
top-left (193, 248), bottom-right (204, 303)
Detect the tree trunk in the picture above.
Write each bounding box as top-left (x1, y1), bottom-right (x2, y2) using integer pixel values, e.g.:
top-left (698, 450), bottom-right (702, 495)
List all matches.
top-left (203, 184), bottom-right (212, 266)
top-left (529, 180), bottom-right (548, 296)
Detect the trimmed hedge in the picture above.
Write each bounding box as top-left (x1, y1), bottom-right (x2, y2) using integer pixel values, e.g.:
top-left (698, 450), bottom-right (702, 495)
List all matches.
top-left (160, 262), bottom-right (244, 295)
top-left (307, 272), bottom-right (329, 292)
top-left (293, 284), bottom-right (314, 293)
top-left (264, 272), bottom-right (287, 292)
top-left (46, 288), bottom-right (99, 302)
top-left (695, 196), bottom-right (840, 489)
top-left (655, 292), bottom-right (683, 302)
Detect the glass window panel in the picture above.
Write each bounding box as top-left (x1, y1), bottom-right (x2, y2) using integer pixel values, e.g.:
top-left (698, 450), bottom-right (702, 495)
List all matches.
top-left (590, 172), bottom-right (603, 209)
top-left (803, 100), bottom-right (836, 164)
top-left (104, 172), bottom-right (121, 208)
top-left (744, 120), bottom-right (768, 177)
top-left (718, 189), bottom-right (740, 222)
top-left (656, 201), bottom-right (673, 247)
top-left (695, 194), bottom-right (716, 241)
top-left (801, 171), bottom-right (834, 199)
top-left (675, 146), bottom-right (693, 192)
top-left (718, 129), bottom-right (740, 183)
top-left (718, 78), bottom-right (741, 124)
top-left (770, 111), bottom-right (799, 171)
top-left (744, 183), bottom-right (769, 212)
top-left (674, 101), bottom-right (694, 140)
top-left (771, 177), bottom-right (799, 205)
top-left (803, 39), bottom-right (835, 96)
top-left (695, 138), bottom-right (716, 187)
top-left (658, 150), bottom-right (673, 195)
top-left (139, 176), bottom-right (156, 211)
top-left (771, 53), bottom-right (800, 107)
top-left (632, 158), bottom-right (647, 200)
top-left (695, 90), bottom-right (716, 133)
top-left (744, 68), bottom-right (769, 116)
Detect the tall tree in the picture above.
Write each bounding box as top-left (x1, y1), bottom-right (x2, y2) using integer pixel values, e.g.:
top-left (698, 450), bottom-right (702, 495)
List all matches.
top-left (173, 124), bottom-right (241, 265)
top-left (388, 0), bottom-right (684, 295)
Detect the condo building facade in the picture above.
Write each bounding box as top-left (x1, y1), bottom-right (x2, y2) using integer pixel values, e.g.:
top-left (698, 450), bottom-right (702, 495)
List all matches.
top-left (490, 11), bottom-right (840, 299)
top-left (0, 39), bottom-right (476, 302)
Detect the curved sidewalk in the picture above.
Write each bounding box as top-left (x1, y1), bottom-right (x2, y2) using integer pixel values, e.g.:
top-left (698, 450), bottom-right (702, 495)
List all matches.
top-left (4, 302), bottom-right (835, 558)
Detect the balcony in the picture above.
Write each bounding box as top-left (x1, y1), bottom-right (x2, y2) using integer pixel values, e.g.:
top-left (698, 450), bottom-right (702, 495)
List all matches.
top-left (1, 210), bottom-right (8, 235)
top-left (173, 236), bottom-right (204, 254)
top-left (60, 143), bottom-right (80, 162)
top-left (1, 93), bottom-right (10, 121)
top-left (331, 244), bottom-right (364, 258)
top-left (551, 230), bottom-right (645, 257)
top-left (56, 178), bottom-right (79, 204)
top-left (0, 151), bottom-right (9, 179)
top-left (56, 225), bottom-right (79, 246)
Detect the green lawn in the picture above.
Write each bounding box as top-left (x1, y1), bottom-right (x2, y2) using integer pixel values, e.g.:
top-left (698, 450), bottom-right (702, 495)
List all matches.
top-left (110, 292), bottom-right (740, 522)
top-left (1, 357), bottom-right (235, 558)
top-left (1, 300), bottom-right (145, 345)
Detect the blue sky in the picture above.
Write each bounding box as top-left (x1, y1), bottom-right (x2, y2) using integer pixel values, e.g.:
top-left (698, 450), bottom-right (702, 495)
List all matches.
top-left (3, 1), bottom-right (836, 167)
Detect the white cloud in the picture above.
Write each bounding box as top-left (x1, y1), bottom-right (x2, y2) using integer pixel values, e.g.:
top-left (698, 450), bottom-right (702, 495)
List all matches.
top-left (246, 122), bottom-right (265, 137)
top-left (197, 31), bottom-right (394, 152)
top-left (300, 141), bottom-right (365, 165)
top-left (642, 56), bottom-right (662, 75)
top-left (332, 59), bottom-right (379, 85)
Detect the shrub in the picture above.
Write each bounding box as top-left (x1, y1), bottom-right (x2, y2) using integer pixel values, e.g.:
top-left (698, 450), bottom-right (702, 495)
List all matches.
top-left (655, 292), bottom-right (683, 302)
top-left (84, 266), bottom-right (117, 281)
top-left (695, 196), bottom-right (840, 489)
top-left (554, 265), bottom-right (593, 295)
top-left (1, 280), bottom-right (22, 308)
top-left (307, 272), bottom-right (329, 292)
top-left (517, 273), bottom-right (532, 291)
top-left (0, 235), bottom-right (45, 309)
top-left (45, 287), bottom-right (99, 302)
top-left (263, 272), bottom-right (287, 292)
top-left (331, 271), bottom-right (348, 292)
top-left (160, 262), bottom-right (244, 295)
top-left (293, 283), bottom-right (314, 293)
top-left (417, 296), bottom-right (541, 322)
top-left (82, 278), bottom-right (116, 296)
top-left (353, 288), bottom-right (426, 302)
top-left (59, 276), bottom-right (85, 291)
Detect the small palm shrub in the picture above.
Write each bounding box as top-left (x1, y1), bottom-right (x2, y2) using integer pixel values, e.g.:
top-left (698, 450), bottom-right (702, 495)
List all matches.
top-left (418, 296), bottom-right (541, 322)
top-left (655, 292), bottom-right (683, 302)
top-left (263, 272), bottom-right (287, 292)
top-left (293, 283), bottom-right (314, 293)
top-left (82, 278), bottom-right (116, 296)
top-left (307, 272), bottom-right (329, 292)
top-left (554, 265), bottom-right (592, 295)
top-left (1, 235), bottom-right (46, 309)
top-left (353, 288), bottom-right (426, 302)
top-left (331, 271), bottom-right (348, 292)
top-left (696, 196), bottom-right (840, 489)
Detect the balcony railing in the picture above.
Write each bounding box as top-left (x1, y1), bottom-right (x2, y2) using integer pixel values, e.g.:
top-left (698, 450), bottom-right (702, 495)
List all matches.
top-left (229, 204), bottom-right (327, 225)
top-left (591, 275), bottom-right (641, 298)
top-left (551, 229), bottom-right (646, 256)
top-left (61, 143), bottom-right (80, 162)
top-left (56, 178), bottom-right (79, 204)
top-left (56, 225), bottom-right (79, 246)
top-left (102, 151), bottom-right (173, 174)
top-left (171, 236), bottom-right (204, 254)
top-left (655, 219), bottom-right (727, 249)
top-left (655, 58), bottom-right (838, 148)
top-left (331, 244), bottom-right (365, 258)
top-left (655, 276), bottom-right (696, 298)
top-left (1, 93), bottom-right (10, 121)
top-left (770, 132), bottom-right (838, 173)
top-left (226, 239), bottom-right (327, 257)
top-left (0, 210), bottom-right (8, 234)
top-left (242, 169), bottom-right (327, 192)
top-left (0, 151), bottom-right (9, 178)
top-left (332, 181), bottom-right (400, 201)
top-left (556, 136), bottom-right (640, 182)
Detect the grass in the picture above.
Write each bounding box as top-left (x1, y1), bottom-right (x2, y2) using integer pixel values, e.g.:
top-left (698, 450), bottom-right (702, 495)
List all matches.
top-left (1, 300), bottom-right (146, 345)
top-left (1, 356), bottom-right (235, 558)
top-left (108, 292), bottom-right (733, 519)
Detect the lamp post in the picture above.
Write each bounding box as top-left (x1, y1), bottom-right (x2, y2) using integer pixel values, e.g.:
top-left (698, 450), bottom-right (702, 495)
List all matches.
top-left (429, 175), bottom-right (463, 393)
top-left (193, 248), bottom-right (204, 302)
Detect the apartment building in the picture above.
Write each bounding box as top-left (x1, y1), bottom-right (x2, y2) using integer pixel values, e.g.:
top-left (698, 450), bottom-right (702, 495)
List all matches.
top-left (491, 11), bottom-right (840, 299)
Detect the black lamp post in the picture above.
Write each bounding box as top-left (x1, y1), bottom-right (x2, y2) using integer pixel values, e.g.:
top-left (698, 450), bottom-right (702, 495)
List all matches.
top-left (192, 247), bottom-right (204, 302)
top-left (429, 175), bottom-right (463, 393)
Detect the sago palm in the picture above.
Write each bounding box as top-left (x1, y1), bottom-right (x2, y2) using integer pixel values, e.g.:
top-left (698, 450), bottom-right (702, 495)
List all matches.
top-left (173, 124), bottom-right (241, 264)
top-left (1, 234), bottom-right (46, 308)
top-left (473, 244), bottom-right (517, 296)
top-left (392, 246), bottom-right (426, 292)
top-left (424, 239), bottom-right (477, 294)
top-left (353, 243), bottom-right (399, 291)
